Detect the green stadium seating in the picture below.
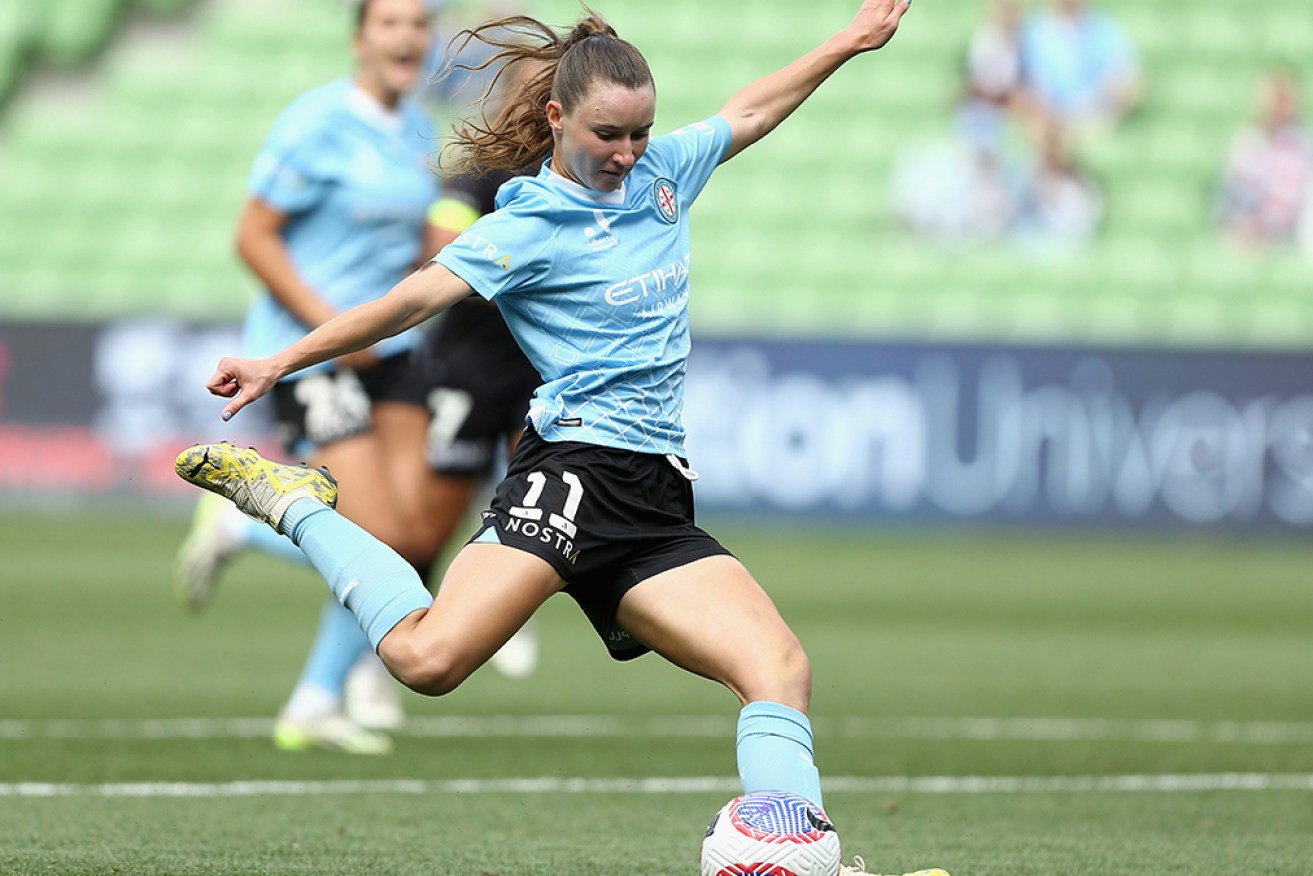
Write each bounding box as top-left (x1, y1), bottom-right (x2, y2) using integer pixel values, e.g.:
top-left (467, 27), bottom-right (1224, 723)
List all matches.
top-left (135, 0), bottom-right (197, 13)
top-left (0, 2), bottom-right (36, 104)
top-left (38, 0), bottom-right (126, 68)
top-left (0, 0), bottom-right (1309, 348)
top-left (0, 0), bottom-right (205, 105)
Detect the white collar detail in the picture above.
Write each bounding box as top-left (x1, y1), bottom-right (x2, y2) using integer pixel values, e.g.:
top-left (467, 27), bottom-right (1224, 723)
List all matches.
top-left (347, 82), bottom-right (405, 134)
top-left (543, 163), bottom-right (627, 206)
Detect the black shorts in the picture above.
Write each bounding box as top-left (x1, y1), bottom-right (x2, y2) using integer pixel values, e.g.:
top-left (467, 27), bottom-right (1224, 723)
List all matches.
top-left (420, 301), bottom-right (540, 477)
top-left (272, 352), bottom-right (428, 457)
top-left (423, 378), bottom-right (537, 477)
top-left (425, 390), bottom-right (532, 477)
top-left (468, 427), bottom-right (733, 661)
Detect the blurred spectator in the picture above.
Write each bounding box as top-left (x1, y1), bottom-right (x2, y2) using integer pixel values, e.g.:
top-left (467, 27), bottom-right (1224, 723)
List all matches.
top-left (889, 98), bottom-right (1023, 247)
top-left (1216, 68), bottom-right (1313, 251)
top-left (967, 0), bottom-right (1024, 109)
top-left (1013, 120), bottom-right (1104, 250)
top-left (1019, 0), bottom-right (1143, 137)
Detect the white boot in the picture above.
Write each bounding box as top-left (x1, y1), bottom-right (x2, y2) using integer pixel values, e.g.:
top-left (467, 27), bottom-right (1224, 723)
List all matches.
top-left (489, 620), bottom-right (540, 679)
top-left (345, 652), bottom-right (405, 731)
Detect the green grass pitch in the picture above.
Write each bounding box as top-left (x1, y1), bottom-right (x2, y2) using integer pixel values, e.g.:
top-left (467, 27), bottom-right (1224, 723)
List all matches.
top-left (3, 509), bottom-right (1313, 874)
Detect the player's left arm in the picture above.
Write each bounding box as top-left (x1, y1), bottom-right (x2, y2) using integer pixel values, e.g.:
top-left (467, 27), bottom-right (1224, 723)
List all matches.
top-left (717, 0), bottom-right (910, 162)
top-left (208, 262), bottom-right (473, 421)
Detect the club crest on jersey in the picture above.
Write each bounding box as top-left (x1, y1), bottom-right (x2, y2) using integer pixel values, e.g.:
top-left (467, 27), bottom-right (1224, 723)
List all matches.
top-left (652, 178), bottom-right (679, 224)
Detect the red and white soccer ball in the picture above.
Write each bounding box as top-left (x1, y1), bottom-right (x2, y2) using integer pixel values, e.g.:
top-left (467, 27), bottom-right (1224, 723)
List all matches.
top-left (700, 791), bottom-right (842, 876)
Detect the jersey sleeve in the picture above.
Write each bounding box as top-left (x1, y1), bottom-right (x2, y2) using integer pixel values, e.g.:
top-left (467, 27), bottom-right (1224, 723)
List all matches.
top-left (645, 115), bottom-right (733, 204)
top-left (247, 102), bottom-right (334, 214)
top-left (432, 192), bottom-right (559, 301)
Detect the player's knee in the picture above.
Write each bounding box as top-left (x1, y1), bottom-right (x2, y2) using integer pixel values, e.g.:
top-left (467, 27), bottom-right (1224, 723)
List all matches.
top-left (380, 639), bottom-right (469, 697)
top-left (777, 639), bottom-right (813, 705)
top-left (742, 637), bottom-right (812, 710)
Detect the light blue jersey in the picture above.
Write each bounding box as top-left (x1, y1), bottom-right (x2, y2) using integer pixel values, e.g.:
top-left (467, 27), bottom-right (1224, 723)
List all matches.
top-left (242, 78), bottom-right (438, 377)
top-left (434, 115), bottom-right (733, 456)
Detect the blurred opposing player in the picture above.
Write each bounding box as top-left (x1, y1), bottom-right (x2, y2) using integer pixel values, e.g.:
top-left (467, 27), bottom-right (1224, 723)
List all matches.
top-left (418, 162), bottom-right (544, 678)
top-left (177, 3), bottom-right (946, 873)
top-left (415, 59), bottom-right (546, 678)
top-left (174, 0), bottom-right (437, 753)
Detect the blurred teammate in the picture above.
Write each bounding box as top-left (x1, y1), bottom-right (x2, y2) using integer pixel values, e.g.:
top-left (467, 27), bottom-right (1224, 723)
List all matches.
top-left (176, 3), bottom-right (945, 873)
top-left (175, 0), bottom-right (437, 753)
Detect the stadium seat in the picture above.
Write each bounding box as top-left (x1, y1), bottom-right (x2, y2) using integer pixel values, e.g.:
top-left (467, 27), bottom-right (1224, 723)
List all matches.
top-left (39, 0), bottom-right (126, 68)
top-left (0, 2), bottom-right (37, 105)
top-left (1185, 8), bottom-right (1252, 59)
top-left (1255, 8), bottom-right (1313, 59)
top-left (134, 0), bottom-right (197, 14)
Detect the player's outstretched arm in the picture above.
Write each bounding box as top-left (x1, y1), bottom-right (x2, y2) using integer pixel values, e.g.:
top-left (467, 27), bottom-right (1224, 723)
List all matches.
top-left (208, 262), bottom-right (473, 422)
top-left (717, 0), bottom-right (910, 162)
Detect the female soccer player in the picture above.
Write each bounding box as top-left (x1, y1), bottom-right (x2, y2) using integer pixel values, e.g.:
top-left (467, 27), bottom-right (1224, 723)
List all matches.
top-left (175, 0), bottom-right (438, 753)
top-left (177, 4), bottom-right (945, 872)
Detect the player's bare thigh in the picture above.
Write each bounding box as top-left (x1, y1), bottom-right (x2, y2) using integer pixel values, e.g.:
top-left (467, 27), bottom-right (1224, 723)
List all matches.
top-left (614, 554), bottom-right (812, 711)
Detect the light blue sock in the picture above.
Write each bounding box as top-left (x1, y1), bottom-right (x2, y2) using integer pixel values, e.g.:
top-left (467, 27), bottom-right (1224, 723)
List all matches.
top-left (296, 597), bottom-right (372, 697)
top-left (278, 499), bottom-right (433, 651)
top-left (242, 516), bottom-right (310, 566)
top-left (736, 701), bottom-right (824, 809)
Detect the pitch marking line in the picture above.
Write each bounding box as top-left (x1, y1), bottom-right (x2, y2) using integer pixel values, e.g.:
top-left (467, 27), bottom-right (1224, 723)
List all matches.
top-left (4, 774), bottom-right (1313, 799)
top-left (3, 716), bottom-right (1313, 744)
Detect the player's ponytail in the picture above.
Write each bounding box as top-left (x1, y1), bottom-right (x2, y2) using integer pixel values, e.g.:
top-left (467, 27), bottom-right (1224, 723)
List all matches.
top-left (439, 8), bottom-right (653, 176)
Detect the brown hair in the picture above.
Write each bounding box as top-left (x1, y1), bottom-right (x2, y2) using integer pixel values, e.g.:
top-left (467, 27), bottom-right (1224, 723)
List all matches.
top-left (439, 9), bottom-right (654, 176)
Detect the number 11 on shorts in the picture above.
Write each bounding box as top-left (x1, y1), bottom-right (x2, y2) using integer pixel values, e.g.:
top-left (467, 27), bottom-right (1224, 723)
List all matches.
top-left (510, 470), bottom-right (585, 538)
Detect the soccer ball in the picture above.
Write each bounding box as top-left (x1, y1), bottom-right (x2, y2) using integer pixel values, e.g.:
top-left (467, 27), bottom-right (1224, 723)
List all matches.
top-left (700, 791), bottom-right (841, 876)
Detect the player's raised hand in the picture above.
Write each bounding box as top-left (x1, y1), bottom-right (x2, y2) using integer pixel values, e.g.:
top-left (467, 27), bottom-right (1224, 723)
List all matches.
top-left (207, 355), bottom-right (278, 422)
top-left (844, 0), bottom-right (911, 53)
